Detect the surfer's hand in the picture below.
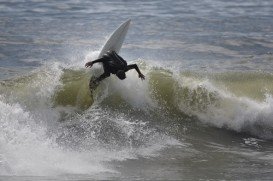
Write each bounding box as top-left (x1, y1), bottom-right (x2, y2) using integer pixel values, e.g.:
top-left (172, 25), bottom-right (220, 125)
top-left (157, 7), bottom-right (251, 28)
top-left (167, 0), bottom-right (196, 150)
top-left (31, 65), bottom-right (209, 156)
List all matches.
top-left (139, 73), bottom-right (145, 80)
top-left (85, 61), bottom-right (94, 68)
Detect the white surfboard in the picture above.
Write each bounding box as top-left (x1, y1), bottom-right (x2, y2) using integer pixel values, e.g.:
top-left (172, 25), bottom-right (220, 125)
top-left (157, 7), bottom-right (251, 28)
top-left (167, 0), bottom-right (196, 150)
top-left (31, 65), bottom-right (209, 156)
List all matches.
top-left (98, 19), bottom-right (131, 58)
top-left (89, 19), bottom-right (131, 91)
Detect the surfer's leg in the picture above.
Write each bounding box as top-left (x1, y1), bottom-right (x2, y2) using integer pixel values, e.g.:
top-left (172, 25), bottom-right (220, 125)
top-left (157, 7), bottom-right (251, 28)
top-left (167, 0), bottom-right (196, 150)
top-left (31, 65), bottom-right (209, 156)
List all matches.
top-left (99, 62), bottom-right (112, 81)
top-left (89, 72), bottom-right (110, 90)
top-left (90, 72), bottom-right (110, 86)
top-left (96, 72), bottom-right (110, 82)
top-left (92, 63), bottom-right (111, 83)
top-left (89, 62), bottom-right (111, 87)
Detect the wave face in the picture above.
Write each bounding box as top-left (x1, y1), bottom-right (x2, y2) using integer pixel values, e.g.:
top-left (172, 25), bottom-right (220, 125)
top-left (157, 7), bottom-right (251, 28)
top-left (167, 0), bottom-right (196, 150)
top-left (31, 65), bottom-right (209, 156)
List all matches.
top-left (54, 65), bottom-right (273, 138)
top-left (1, 61), bottom-right (273, 176)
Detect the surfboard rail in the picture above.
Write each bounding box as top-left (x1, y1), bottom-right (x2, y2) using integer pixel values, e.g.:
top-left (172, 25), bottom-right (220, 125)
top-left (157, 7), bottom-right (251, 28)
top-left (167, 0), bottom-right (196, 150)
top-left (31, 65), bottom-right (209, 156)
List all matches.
top-left (98, 19), bottom-right (131, 58)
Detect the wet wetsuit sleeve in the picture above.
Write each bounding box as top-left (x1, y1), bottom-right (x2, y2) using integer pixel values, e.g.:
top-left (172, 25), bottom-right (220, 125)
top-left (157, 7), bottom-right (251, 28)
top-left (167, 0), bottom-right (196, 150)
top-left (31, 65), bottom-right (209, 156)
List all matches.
top-left (125, 64), bottom-right (142, 75)
top-left (92, 57), bottom-right (110, 64)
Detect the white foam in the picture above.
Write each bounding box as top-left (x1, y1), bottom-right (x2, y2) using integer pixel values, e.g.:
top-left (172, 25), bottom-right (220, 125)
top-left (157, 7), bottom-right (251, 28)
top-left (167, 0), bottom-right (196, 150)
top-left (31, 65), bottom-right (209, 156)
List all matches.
top-left (175, 74), bottom-right (273, 138)
top-left (0, 98), bottom-right (115, 176)
top-left (0, 61), bottom-right (183, 176)
top-left (0, 62), bottom-right (114, 176)
top-left (108, 70), bottom-right (156, 110)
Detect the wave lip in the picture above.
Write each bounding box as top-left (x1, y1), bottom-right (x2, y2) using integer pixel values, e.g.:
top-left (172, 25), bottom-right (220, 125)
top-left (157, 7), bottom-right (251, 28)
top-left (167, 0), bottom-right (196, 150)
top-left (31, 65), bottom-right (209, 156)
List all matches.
top-left (169, 72), bottom-right (273, 139)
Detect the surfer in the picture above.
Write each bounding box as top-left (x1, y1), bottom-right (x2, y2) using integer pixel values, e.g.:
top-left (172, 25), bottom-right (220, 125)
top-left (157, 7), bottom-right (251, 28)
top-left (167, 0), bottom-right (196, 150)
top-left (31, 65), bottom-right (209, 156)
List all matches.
top-left (85, 51), bottom-right (145, 88)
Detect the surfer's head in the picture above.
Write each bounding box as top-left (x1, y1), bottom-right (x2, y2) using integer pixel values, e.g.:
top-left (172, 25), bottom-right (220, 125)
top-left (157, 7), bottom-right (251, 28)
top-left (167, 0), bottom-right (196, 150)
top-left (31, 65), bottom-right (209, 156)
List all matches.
top-left (116, 70), bottom-right (126, 80)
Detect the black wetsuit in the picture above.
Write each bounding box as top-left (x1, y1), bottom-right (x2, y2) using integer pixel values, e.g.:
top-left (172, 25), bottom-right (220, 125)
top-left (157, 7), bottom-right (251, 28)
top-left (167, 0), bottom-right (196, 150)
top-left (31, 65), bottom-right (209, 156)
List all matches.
top-left (91, 51), bottom-right (141, 83)
top-left (101, 51), bottom-right (127, 74)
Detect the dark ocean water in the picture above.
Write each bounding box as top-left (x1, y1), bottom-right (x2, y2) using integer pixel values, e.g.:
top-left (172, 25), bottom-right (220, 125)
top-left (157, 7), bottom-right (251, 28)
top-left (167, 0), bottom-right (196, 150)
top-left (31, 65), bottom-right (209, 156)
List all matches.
top-left (1, 0), bottom-right (273, 180)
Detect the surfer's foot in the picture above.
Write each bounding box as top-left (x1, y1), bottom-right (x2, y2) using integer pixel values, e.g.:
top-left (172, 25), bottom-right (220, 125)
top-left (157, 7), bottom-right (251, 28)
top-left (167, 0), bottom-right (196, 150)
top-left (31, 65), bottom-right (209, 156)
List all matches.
top-left (89, 77), bottom-right (99, 90)
top-left (92, 79), bottom-right (99, 85)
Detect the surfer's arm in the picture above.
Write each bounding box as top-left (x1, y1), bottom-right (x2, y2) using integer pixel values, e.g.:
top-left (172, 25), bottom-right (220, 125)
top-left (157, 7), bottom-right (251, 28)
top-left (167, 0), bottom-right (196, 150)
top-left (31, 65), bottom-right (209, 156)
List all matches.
top-left (126, 64), bottom-right (145, 80)
top-left (85, 58), bottom-right (109, 68)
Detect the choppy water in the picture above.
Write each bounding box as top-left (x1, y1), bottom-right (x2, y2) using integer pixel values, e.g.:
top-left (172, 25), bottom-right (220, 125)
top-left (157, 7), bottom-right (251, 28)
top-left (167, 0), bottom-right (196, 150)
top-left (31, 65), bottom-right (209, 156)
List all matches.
top-left (1, 0), bottom-right (273, 180)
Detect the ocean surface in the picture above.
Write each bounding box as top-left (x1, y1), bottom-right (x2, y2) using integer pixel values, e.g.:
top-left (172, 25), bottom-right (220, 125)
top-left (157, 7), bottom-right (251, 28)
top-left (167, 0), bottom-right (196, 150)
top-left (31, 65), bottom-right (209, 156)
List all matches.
top-left (1, 0), bottom-right (273, 180)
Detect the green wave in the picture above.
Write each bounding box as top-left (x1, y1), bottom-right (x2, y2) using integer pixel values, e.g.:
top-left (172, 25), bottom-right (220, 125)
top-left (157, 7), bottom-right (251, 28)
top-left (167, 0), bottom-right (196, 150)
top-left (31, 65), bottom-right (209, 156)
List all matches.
top-left (2, 67), bottom-right (273, 138)
top-left (53, 69), bottom-right (93, 110)
top-left (2, 67), bottom-right (273, 114)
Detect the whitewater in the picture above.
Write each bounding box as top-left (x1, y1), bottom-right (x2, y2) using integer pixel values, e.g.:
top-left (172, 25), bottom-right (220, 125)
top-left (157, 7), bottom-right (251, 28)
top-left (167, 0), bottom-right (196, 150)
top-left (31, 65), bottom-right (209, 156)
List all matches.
top-left (1, 0), bottom-right (273, 180)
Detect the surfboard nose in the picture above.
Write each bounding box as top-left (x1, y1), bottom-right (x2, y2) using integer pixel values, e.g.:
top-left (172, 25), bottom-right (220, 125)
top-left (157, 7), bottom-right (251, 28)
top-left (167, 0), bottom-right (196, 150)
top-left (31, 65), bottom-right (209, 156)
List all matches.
top-left (98, 19), bottom-right (132, 58)
top-left (121, 19), bottom-right (131, 29)
top-left (125, 19), bottom-right (131, 25)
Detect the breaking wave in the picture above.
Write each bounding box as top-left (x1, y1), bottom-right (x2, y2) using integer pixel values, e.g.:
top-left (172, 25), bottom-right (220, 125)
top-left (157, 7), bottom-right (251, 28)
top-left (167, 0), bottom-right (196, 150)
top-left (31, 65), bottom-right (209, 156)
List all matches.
top-left (53, 65), bottom-right (273, 139)
top-left (1, 59), bottom-right (273, 176)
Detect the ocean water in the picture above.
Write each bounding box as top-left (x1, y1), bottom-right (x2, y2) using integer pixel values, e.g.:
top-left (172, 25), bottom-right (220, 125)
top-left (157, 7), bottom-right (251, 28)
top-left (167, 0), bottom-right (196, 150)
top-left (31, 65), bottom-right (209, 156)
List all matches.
top-left (1, 0), bottom-right (273, 180)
